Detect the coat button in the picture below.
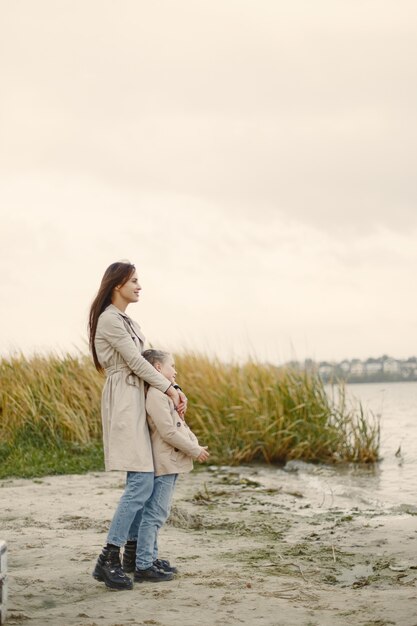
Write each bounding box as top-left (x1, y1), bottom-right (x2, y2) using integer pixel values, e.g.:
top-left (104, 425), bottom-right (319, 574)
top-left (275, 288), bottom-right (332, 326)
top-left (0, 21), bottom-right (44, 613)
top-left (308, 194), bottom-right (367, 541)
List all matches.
top-left (174, 448), bottom-right (179, 452)
top-left (176, 422), bottom-right (181, 427)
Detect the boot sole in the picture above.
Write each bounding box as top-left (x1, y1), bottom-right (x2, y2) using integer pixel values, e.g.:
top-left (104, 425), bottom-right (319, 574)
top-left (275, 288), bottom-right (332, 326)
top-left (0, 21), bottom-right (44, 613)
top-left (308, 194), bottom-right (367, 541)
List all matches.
top-left (134, 576), bottom-right (173, 583)
top-left (92, 572), bottom-right (133, 591)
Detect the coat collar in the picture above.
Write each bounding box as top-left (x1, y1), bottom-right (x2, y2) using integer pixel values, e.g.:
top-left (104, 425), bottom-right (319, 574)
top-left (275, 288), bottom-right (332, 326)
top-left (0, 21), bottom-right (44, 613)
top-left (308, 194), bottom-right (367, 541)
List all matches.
top-left (106, 303), bottom-right (131, 320)
top-left (106, 304), bottom-right (146, 342)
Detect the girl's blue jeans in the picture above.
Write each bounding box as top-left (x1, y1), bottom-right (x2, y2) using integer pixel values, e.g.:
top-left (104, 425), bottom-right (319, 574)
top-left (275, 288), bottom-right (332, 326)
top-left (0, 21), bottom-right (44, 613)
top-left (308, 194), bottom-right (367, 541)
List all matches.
top-left (128, 473), bottom-right (178, 570)
top-left (107, 471), bottom-right (154, 547)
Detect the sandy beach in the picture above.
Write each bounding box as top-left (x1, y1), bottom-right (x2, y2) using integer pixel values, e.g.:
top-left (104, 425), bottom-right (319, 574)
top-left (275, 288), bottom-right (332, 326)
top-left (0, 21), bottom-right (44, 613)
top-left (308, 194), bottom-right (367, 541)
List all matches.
top-left (1, 465), bottom-right (417, 626)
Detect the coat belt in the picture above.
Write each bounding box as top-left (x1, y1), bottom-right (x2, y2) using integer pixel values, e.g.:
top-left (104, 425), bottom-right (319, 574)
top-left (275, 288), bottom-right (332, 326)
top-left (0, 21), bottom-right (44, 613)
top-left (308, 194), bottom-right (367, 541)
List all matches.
top-left (104, 365), bottom-right (131, 376)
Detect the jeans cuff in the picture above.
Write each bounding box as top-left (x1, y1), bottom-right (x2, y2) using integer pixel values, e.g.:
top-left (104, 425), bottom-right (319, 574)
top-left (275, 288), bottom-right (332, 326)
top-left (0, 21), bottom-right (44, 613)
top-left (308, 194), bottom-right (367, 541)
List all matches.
top-left (106, 538), bottom-right (123, 547)
top-left (137, 561), bottom-right (153, 570)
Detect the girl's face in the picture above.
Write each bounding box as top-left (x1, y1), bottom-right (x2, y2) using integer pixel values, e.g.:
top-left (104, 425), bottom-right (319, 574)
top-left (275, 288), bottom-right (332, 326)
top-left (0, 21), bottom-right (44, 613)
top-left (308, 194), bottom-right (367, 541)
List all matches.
top-left (117, 270), bottom-right (141, 304)
top-left (157, 354), bottom-right (177, 384)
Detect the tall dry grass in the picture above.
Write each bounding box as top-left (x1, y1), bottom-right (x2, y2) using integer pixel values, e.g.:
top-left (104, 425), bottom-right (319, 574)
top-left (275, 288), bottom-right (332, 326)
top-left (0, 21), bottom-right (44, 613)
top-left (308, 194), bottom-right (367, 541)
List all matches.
top-left (0, 352), bottom-right (102, 447)
top-left (0, 352), bottom-right (379, 465)
top-left (176, 354), bottom-right (379, 464)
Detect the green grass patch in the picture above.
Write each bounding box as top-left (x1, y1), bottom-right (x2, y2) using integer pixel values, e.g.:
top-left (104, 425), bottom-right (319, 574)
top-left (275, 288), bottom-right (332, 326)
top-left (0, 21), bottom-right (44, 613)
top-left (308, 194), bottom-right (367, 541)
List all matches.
top-left (0, 440), bottom-right (104, 479)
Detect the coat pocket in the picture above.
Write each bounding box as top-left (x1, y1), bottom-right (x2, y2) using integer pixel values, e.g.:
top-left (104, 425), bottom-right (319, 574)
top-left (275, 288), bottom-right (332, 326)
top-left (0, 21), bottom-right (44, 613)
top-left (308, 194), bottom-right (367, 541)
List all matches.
top-left (126, 372), bottom-right (141, 387)
top-left (170, 448), bottom-right (179, 462)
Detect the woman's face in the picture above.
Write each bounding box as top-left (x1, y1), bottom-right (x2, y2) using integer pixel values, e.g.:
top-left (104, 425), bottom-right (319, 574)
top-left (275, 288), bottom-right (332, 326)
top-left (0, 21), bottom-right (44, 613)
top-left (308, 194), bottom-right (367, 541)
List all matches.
top-left (158, 355), bottom-right (177, 384)
top-left (117, 271), bottom-right (142, 304)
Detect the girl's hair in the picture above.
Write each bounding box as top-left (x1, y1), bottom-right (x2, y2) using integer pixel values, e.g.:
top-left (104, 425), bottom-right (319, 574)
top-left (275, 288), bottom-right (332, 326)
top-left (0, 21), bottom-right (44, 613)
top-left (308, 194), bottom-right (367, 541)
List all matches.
top-left (88, 261), bottom-right (136, 372)
top-left (142, 349), bottom-right (170, 368)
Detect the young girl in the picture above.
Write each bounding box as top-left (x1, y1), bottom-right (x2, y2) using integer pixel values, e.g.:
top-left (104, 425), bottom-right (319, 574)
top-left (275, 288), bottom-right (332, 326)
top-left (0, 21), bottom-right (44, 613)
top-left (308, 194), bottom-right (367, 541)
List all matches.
top-left (88, 262), bottom-right (186, 590)
top-left (124, 349), bottom-right (209, 583)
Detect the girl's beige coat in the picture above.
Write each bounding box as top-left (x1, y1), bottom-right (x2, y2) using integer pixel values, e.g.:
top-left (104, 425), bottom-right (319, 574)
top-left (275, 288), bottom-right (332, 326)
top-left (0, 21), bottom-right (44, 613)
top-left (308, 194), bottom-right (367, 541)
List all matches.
top-left (95, 304), bottom-right (171, 472)
top-left (146, 387), bottom-right (202, 477)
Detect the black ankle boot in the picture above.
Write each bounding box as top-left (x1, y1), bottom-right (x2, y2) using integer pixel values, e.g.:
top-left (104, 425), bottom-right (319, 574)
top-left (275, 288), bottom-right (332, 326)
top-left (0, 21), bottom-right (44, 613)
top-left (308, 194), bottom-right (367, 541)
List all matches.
top-left (153, 558), bottom-right (178, 574)
top-left (122, 540), bottom-right (137, 574)
top-left (134, 564), bottom-right (173, 583)
top-left (92, 545), bottom-right (133, 590)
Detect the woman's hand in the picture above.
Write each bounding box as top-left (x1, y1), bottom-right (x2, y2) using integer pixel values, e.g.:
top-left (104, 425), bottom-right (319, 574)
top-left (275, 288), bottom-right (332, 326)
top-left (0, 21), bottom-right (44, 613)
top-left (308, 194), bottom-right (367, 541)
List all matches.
top-left (176, 391), bottom-right (188, 419)
top-left (166, 385), bottom-right (180, 409)
top-left (196, 446), bottom-right (210, 462)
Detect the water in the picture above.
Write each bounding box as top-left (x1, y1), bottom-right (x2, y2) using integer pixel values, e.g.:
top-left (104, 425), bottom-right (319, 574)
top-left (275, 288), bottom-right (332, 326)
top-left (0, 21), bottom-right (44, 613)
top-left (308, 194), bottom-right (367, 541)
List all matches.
top-left (258, 382), bottom-right (417, 513)
top-left (343, 381), bottom-right (417, 507)
top-left (348, 382), bottom-right (417, 505)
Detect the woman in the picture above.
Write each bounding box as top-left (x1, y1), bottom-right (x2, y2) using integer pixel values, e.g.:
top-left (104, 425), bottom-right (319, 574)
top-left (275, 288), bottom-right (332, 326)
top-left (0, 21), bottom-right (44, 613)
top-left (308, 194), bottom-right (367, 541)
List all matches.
top-left (88, 261), bottom-right (185, 590)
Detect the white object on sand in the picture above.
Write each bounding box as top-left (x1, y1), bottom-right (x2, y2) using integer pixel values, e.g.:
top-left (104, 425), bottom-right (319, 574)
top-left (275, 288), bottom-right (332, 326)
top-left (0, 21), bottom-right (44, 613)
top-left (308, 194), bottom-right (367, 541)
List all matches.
top-left (0, 540), bottom-right (7, 625)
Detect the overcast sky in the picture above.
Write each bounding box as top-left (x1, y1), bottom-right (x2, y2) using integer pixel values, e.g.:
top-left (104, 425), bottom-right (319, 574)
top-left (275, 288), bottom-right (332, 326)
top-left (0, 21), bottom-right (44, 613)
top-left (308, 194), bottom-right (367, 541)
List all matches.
top-left (1, 0), bottom-right (416, 363)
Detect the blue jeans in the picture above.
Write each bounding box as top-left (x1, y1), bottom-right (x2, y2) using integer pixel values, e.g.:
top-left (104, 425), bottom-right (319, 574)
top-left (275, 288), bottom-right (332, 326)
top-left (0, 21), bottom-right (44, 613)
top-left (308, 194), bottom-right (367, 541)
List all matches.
top-left (126, 509), bottom-right (158, 562)
top-left (135, 474), bottom-right (178, 570)
top-left (107, 471), bottom-right (154, 547)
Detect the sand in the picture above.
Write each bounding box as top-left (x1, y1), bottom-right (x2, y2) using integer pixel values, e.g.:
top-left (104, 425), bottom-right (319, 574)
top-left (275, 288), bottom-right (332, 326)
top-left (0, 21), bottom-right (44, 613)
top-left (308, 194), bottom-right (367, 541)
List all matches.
top-left (1, 465), bottom-right (417, 626)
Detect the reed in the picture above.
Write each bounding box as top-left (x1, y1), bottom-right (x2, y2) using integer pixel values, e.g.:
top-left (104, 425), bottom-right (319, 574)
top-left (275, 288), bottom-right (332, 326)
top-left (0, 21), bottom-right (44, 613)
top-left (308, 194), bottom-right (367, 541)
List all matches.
top-left (175, 354), bottom-right (379, 464)
top-left (0, 352), bottom-right (379, 477)
top-left (0, 352), bottom-right (102, 446)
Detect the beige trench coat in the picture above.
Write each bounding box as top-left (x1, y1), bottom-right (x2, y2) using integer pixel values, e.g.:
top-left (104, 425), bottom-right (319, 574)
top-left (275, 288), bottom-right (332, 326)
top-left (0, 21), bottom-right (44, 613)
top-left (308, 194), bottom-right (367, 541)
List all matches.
top-left (95, 304), bottom-right (171, 472)
top-left (146, 387), bottom-right (202, 477)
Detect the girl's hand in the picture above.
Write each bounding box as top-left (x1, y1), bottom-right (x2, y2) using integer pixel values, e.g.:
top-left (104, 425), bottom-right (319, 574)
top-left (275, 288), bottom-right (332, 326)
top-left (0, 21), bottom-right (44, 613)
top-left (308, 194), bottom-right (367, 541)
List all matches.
top-left (177, 391), bottom-right (188, 419)
top-left (197, 446), bottom-right (209, 462)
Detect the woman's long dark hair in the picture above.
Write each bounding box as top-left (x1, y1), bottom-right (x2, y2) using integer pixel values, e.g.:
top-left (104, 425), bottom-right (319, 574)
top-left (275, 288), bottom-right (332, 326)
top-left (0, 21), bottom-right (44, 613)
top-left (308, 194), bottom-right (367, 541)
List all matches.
top-left (88, 261), bottom-right (136, 372)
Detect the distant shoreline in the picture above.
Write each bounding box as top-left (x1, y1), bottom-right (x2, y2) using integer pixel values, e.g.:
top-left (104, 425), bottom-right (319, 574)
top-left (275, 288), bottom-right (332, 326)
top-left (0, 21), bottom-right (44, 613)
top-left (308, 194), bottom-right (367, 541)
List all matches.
top-left (325, 375), bottom-right (417, 385)
top-left (287, 356), bottom-right (417, 386)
